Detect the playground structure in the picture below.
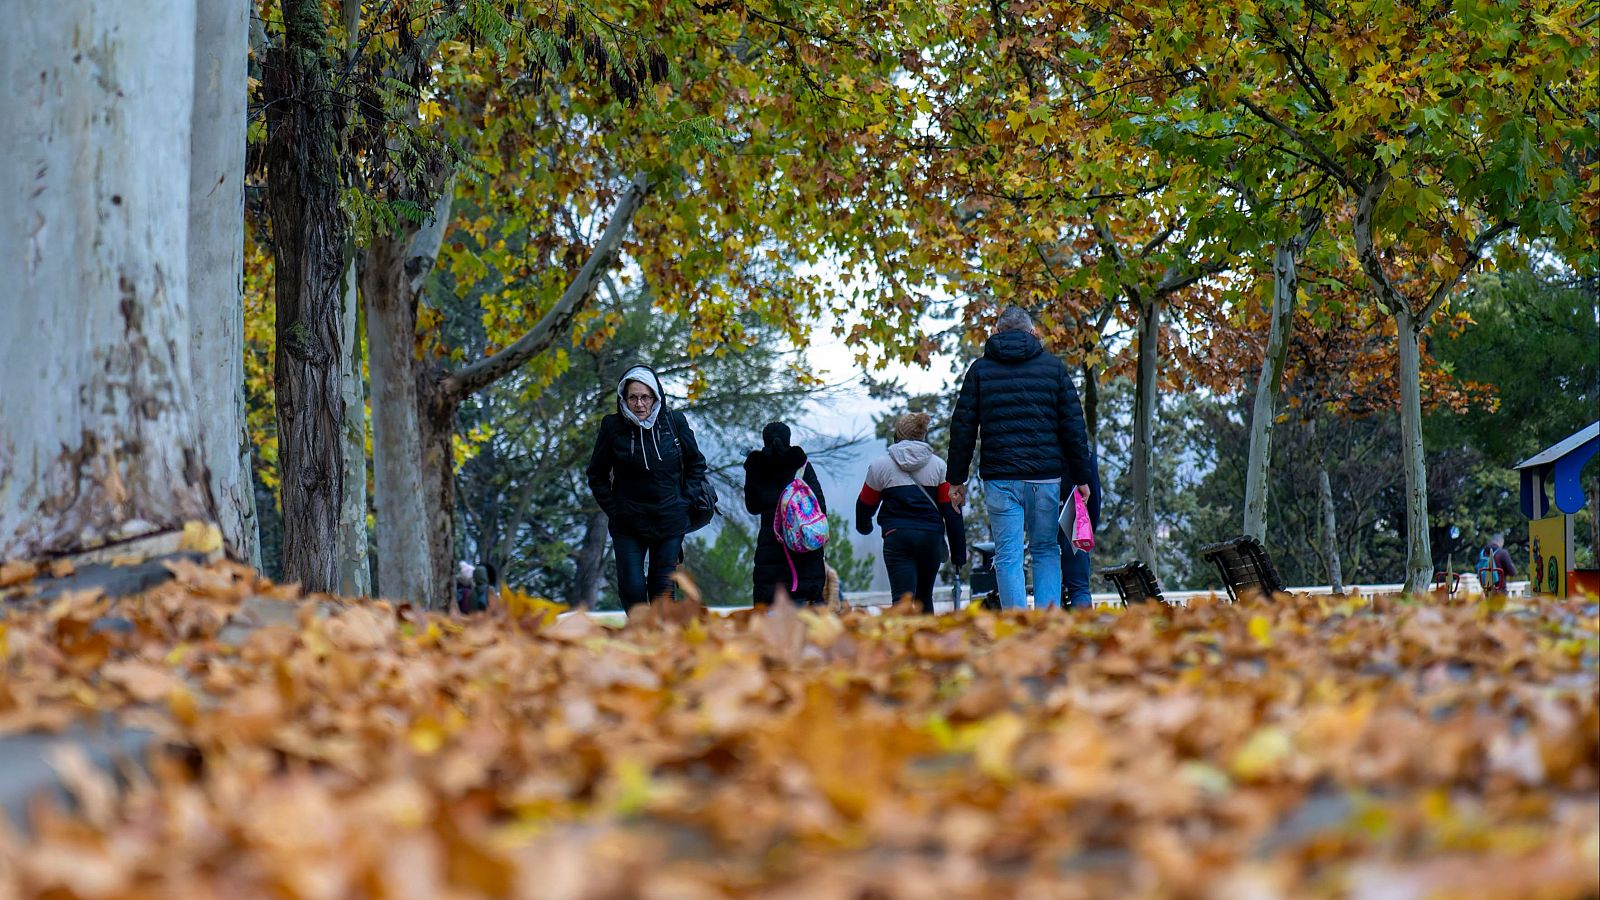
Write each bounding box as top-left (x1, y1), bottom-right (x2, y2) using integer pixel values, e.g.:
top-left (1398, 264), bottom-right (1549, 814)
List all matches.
top-left (1514, 421), bottom-right (1599, 598)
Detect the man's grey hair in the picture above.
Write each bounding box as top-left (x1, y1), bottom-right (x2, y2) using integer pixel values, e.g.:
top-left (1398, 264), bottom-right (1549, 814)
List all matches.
top-left (994, 306), bottom-right (1034, 334)
top-left (1489, 532), bottom-right (1505, 547)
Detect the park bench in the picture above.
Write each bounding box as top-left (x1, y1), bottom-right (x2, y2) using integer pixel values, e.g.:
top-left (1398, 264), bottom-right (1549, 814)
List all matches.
top-left (1199, 536), bottom-right (1288, 602)
top-left (1101, 560), bottom-right (1165, 606)
top-left (968, 541), bottom-right (1002, 610)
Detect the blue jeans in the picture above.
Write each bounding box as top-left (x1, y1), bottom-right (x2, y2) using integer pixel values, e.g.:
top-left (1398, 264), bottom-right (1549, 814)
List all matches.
top-left (986, 480), bottom-right (1062, 609)
top-left (611, 531), bottom-right (683, 611)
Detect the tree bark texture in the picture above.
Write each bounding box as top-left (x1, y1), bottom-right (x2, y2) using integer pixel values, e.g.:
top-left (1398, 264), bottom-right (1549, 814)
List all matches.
top-left (1131, 298), bottom-right (1160, 576)
top-left (1318, 461), bottom-right (1344, 594)
top-left (363, 182), bottom-right (453, 607)
top-left (1394, 311), bottom-right (1434, 593)
top-left (1080, 362), bottom-right (1100, 450)
top-left (264, 0), bottom-right (347, 593)
top-left (190, 0), bottom-right (260, 566)
top-left (0, 0), bottom-right (214, 559)
top-left (420, 397), bottom-right (458, 610)
top-left (1243, 211), bottom-right (1322, 543)
top-left (573, 509), bottom-right (610, 608)
top-left (336, 255), bottom-right (371, 595)
top-left (1591, 476), bottom-right (1599, 571)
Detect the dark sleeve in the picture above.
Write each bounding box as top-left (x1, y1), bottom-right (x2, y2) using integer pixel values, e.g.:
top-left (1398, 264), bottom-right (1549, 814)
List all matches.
top-left (804, 462), bottom-right (827, 515)
top-left (585, 420), bottom-right (617, 518)
top-left (855, 484), bottom-right (881, 535)
top-left (947, 365), bottom-right (981, 485)
top-left (937, 482), bottom-right (967, 567)
top-left (1497, 547), bottom-right (1517, 578)
top-left (1086, 451), bottom-right (1102, 528)
top-left (1056, 361), bottom-right (1093, 488)
top-left (743, 457), bottom-right (765, 515)
top-left (677, 412), bottom-right (708, 486)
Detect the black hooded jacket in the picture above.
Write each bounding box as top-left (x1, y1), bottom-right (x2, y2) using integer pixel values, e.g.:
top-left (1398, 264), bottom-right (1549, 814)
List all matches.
top-left (744, 442), bottom-right (828, 603)
top-left (947, 331), bottom-right (1093, 487)
top-left (586, 367), bottom-right (708, 542)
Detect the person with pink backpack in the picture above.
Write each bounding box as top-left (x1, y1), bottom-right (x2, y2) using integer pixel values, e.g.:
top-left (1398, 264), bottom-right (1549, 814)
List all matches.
top-left (744, 422), bottom-right (830, 606)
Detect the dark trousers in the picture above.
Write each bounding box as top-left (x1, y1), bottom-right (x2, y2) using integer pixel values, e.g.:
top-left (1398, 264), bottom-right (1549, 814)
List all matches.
top-left (612, 531), bottom-right (683, 611)
top-left (883, 528), bottom-right (943, 613)
top-left (1060, 453), bottom-right (1103, 610)
top-left (1061, 534), bottom-right (1092, 610)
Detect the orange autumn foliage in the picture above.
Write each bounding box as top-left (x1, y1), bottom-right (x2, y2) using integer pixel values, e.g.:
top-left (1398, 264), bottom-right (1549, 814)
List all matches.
top-left (0, 560), bottom-right (1595, 896)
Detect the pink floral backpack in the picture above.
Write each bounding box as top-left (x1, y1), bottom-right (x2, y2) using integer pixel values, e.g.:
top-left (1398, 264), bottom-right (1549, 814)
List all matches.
top-left (775, 465), bottom-right (828, 589)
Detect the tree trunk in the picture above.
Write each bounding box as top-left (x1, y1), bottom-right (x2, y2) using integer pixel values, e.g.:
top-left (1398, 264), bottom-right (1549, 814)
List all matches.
top-left (1080, 362), bottom-right (1100, 449)
top-left (1131, 298), bottom-right (1160, 575)
top-left (189, 0), bottom-right (259, 566)
top-left (0, 0), bottom-right (213, 558)
top-left (572, 509), bottom-right (610, 608)
top-left (364, 236), bottom-right (433, 605)
top-left (264, 0), bottom-right (347, 593)
top-left (1243, 245), bottom-right (1298, 541)
top-left (420, 393), bottom-right (459, 609)
top-left (336, 255), bottom-right (371, 595)
top-left (1314, 423), bottom-right (1344, 594)
top-left (1318, 466), bottom-right (1344, 593)
top-left (363, 181), bottom-right (453, 607)
top-left (1243, 211), bottom-right (1321, 543)
top-left (1394, 310), bottom-right (1434, 593)
top-left (1589, 475), bottom-right (1599, 570)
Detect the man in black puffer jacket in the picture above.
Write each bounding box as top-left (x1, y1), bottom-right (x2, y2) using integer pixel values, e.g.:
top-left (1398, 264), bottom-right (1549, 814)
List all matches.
top-left (948, 307), bottom-right (1093, 610)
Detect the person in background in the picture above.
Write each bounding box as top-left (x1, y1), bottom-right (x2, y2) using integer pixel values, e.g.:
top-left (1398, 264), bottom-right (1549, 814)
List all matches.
top-left (1060, 450), bottom-right (1102, 610)
top-left (744, 422), bottom-right (829, 606)
top-left (1477, 532), bottom-right (1517, 595)
top-left (586, 366), bottom-right (707, 612)
top-left (455, 561), bottom-right (476, 614)
top-left (947, 307), bottom-right (1093, 610)
top-left (856, 412), bottom-right (967, 613)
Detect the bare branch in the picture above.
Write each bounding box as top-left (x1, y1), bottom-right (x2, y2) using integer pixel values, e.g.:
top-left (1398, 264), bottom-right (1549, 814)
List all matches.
top-left (1416, 218), bottom-right (1515, 323)
top-left (443, 173), bottom-right (653, 402)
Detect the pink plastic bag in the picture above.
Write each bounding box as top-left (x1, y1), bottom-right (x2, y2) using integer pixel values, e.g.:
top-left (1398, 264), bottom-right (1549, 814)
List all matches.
top-left (1070, 491), bottom-right (1095, 551)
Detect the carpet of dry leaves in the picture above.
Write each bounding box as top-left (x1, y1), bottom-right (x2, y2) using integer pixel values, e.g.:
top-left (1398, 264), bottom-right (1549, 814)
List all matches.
top-left (0, 558), bottom-right (1596, 898)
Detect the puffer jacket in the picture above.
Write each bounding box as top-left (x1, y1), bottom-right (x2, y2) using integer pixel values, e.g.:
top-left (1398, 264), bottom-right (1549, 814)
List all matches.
top-left (946, 330), bottom-right (1092, 488)
top-left (585, 368), bottom-right (707, 542)
top-left (856, 440), bottom-right (967, 568)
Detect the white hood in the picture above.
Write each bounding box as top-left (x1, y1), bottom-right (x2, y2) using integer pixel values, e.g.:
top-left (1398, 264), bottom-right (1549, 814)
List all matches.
top-left (617, 365), bottom-right (665, 430)
top-left (888, 440), bottom-right (936, 473)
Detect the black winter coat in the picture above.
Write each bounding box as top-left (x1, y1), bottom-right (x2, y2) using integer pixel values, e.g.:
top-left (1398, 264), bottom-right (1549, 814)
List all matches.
top-left (947, 331), bottom-right (1093, 488)
top-left (586, 409), bottom-right (707, 542)
top-left (743, 447), bottom-right (828, 604)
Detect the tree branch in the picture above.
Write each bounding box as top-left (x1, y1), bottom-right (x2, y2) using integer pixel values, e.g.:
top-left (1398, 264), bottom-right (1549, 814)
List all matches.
top-left (1351, 171), bottom-right (1410, 318)
top-left (1235, 94), bottom-right (1355, 190)
top-left (1416, 218), bottom-right (1515, 324)
top-left (1155, 258), bottom-right (1227, 296)
top-left (443, 173), bottom-right (653, 402)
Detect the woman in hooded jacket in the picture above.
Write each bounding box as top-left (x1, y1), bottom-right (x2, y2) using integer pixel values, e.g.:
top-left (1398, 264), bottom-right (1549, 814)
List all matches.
top-left (586, 366), bottom-right (708, 611)
top-left (856, 413), bottom-right (967, 613)
top-left (744, 422), bottom-right (828, 606)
